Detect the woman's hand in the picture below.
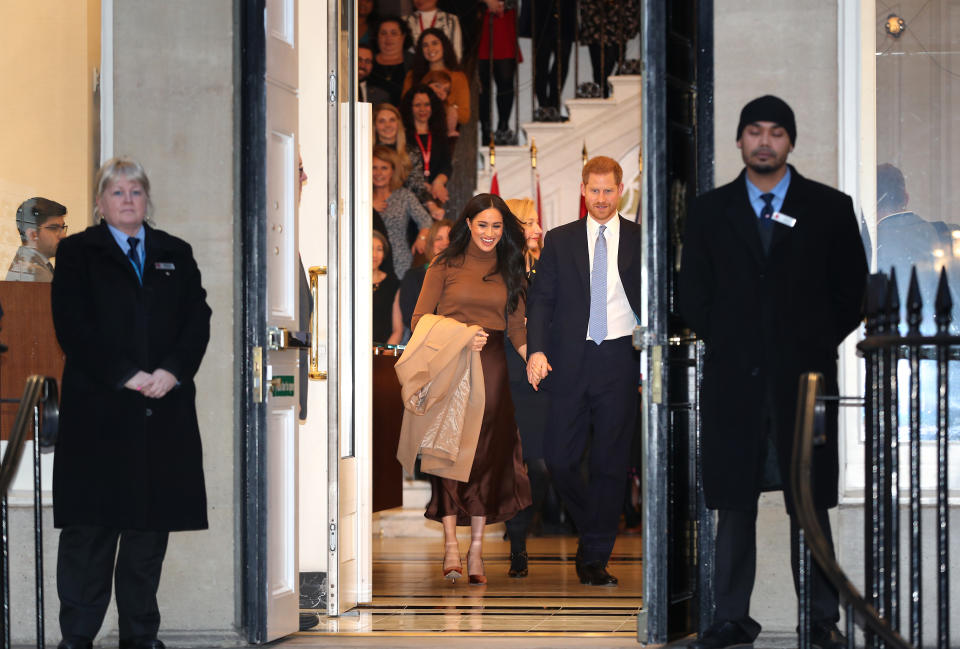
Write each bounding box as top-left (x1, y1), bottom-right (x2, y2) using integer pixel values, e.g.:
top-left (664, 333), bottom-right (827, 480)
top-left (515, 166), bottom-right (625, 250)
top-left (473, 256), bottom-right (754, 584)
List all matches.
top-left (124, 370), bottom-right (153, 392)
top-left (430, 177), bottom-right (449, 203)
top-left (413, 228), bottom-right (430, 254)
top-left (526, 351), bottom-right (552, 391)
top-left (484, 0), bottom-right (505, 16)
top-left (446, 105), bottom-right (459, 135)
top-left (373, 195), bottom-right (387, 212)
top-left (471, 329), bottom-right (489, 352)
top-left (427, 202), bottom-right (445, 220)
top-left (142, 369), bottom-right (178, 399)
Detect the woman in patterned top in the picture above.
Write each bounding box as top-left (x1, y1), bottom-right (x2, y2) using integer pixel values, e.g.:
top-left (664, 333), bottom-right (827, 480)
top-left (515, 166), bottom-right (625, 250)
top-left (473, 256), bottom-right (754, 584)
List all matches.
top-left (372, 145), bottom-right (434, 278)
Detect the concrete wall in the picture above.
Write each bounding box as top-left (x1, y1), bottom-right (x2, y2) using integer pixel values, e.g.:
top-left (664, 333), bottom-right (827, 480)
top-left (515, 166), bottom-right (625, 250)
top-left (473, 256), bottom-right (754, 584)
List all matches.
top-left (110, 1), bottom-right (240, 643)
top-left (713, 1), bottom-right (840, 187)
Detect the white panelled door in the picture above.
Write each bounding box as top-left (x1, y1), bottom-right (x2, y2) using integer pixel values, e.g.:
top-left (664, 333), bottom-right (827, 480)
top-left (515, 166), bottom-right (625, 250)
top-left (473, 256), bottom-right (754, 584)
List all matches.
top-left (264, 0), bottom-right (300, 640)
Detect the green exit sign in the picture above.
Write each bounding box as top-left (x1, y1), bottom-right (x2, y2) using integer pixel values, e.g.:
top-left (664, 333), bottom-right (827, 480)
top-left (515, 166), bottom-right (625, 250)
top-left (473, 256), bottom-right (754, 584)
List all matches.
top-left (270, 375), bottom-right (295, 397)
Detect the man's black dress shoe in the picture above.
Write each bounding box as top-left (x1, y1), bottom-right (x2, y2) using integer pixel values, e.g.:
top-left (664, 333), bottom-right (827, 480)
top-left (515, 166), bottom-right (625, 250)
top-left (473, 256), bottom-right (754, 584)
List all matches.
top-left (688, 620), bottom-right (754, 649)
top-left (57, 638), bottom-right (92, 649)
top-left (578, 561), bottom-right (618, 586)
top-left (811, 622), bottom-right (846, 649)
top-left (119, 638), bottom-right (165, 649)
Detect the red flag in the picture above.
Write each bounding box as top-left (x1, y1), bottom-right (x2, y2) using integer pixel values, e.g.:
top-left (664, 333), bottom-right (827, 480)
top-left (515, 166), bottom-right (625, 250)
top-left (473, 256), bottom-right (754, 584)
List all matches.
top-left (579, 193), bottom-right (587, 219)
top-left (490, 172), bottom-right (500, 196)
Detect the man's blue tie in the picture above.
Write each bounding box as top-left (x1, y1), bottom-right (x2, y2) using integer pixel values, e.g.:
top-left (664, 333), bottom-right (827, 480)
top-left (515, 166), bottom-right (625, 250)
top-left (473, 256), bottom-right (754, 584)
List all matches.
top-left (588, 225), bottom-right (607, 343)
top-left (127, 236), bottom-right (143, 282)
top-left (758, 193), bottom-right (775, 253)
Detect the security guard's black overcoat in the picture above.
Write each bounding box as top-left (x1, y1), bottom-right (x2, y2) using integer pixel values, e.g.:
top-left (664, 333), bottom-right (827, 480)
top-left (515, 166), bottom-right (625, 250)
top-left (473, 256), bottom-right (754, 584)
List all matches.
top-left (678, 166), bottom-right (868, 511)
top-left (51, 221), bottom-right (211, 531)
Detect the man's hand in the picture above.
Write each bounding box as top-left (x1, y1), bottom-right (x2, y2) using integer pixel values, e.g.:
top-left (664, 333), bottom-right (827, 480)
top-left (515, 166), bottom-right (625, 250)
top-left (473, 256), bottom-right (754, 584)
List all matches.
top-left (141, 369), bottom-right (178, 399)
top-left (526, 351), bottom-right (552, 391)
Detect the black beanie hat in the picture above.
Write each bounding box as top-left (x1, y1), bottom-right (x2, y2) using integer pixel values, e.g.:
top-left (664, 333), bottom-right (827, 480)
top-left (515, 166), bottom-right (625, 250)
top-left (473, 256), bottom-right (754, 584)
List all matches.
top-left (736, 95), bottom-right (796, 145)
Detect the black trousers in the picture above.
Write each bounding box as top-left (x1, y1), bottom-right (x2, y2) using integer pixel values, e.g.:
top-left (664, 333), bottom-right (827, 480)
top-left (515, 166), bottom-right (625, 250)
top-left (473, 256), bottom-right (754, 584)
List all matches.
top-left (588, 43), bottom-right (619, 97)
top-left (57, 525), bottom-right (169, 642)
top-left (545, 337), bottom-right (638, 564)
top-left (534, 33), bottom-right (572, 109)
top-left (713, 505), bottom-right (840, 638)
top-left (478, 58), bottom-right (517, 135)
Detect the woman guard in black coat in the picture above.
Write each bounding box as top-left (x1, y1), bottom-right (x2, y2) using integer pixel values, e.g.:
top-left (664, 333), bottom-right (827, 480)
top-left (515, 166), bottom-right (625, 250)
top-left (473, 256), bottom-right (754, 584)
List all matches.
top-left (51, 157), bottom-right (211, 649)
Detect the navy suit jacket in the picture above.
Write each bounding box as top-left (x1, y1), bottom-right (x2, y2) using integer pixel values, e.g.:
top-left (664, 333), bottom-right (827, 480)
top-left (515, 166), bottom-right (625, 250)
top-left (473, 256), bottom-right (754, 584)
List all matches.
top-left (527, 214), bottom-right (643, 392)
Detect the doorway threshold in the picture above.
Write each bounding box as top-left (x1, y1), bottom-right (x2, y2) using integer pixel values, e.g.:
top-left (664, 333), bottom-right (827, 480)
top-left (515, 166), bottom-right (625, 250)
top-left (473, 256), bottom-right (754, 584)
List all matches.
top-left (296, 535), bottom-right (642, 641)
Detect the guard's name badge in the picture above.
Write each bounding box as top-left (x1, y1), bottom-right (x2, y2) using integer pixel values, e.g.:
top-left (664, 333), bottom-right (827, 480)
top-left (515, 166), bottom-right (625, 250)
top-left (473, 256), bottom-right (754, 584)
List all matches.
top-left (772, 212), bottom-right (796, 228)
top-left (155, 262), bottom-right (175, 270)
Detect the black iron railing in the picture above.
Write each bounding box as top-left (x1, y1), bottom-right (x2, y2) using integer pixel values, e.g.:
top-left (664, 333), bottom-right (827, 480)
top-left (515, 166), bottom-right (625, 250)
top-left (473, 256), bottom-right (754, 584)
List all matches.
top-left (0, 375), bottom-right (59, 649)
top-left (792, 267), bottom-right (957, 649)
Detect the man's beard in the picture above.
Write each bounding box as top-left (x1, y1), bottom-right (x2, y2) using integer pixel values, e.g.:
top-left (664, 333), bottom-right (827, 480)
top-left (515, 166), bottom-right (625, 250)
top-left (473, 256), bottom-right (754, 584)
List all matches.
top-left (745, 147), bottom-right (785, 175)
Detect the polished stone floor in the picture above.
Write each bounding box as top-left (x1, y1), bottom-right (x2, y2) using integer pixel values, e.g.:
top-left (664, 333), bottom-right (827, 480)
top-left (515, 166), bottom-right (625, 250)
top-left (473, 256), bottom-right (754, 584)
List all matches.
top-left (295, 534), bottom-right (643, 640)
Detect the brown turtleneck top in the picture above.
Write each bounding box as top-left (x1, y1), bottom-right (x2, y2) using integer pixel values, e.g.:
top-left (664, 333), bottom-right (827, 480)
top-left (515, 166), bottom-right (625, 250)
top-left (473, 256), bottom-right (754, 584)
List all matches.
top-left (411, 240), bottom-right (527, 351)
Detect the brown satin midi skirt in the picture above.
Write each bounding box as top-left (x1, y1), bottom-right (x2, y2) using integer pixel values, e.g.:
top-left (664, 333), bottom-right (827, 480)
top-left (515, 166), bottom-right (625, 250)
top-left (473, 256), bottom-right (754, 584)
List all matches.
top-left (425, 330), bottom-right (532, 525)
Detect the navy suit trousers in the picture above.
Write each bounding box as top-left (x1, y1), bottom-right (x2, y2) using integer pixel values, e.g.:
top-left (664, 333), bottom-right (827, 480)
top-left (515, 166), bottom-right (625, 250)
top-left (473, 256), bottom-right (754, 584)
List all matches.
top-left (544, 336), bottom-right (639, 563)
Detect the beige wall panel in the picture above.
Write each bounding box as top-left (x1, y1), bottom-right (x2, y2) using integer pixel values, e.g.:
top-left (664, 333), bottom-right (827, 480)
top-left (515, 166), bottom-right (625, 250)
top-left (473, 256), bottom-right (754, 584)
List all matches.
top-left (714, 1), bottom-right (839, 188)
top-left (112, 0), bottom-right (238, 639)
top-left (0, 0), bottom-right (99, 273)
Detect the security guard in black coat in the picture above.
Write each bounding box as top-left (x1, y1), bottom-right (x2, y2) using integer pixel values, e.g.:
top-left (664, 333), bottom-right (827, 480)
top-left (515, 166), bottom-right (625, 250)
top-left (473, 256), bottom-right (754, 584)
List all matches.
top-left (51, 158), bottom-right (211, 649)
top-left (679, 96), bottom-right (867, 649)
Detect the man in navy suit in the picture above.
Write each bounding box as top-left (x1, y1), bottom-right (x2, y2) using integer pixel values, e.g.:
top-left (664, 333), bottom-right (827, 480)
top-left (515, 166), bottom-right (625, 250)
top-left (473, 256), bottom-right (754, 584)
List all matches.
top-left (526, 156), bottom-right (643, 586)
top-left (679, 96), bottom-right (867, 649)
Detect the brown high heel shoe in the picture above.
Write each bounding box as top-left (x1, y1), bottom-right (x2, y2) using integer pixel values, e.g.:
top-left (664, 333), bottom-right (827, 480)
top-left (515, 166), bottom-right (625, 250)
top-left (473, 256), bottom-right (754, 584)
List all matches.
top-left (466, 550), bottom-right (487, 585)
top-left (442, 541), bottom-right (462, 582)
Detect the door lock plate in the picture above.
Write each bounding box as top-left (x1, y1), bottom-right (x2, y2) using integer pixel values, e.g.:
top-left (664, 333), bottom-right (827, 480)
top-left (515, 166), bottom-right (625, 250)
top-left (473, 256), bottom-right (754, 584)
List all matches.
top-left (252, 346), bottom-right (263, 403)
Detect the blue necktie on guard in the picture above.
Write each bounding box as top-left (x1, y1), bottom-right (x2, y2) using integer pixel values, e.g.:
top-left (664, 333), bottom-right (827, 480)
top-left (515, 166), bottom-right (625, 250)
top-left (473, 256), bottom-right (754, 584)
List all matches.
top-left (588, 225), bottom-right (608, 343)
top-left (127, 236), bottom-right (143, 283)
top-left (758, 193), bottom-right (775, 253)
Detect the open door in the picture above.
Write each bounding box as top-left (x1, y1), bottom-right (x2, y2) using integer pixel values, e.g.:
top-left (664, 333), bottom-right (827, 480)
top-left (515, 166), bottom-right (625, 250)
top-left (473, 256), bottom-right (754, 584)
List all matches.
top-left (263, 0), bottom-right (301, 639)
top-left (640, 0), bottom-right (714, 643)
top-left (325, 0), bottom-right (374, 615)
top-left (239, 0), bottom-right (302, 642)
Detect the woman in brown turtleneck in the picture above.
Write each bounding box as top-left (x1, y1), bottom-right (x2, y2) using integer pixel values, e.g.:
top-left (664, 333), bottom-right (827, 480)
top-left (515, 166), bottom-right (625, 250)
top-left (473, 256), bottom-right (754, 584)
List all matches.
top-left (411, 193), bottom-right (532, 585)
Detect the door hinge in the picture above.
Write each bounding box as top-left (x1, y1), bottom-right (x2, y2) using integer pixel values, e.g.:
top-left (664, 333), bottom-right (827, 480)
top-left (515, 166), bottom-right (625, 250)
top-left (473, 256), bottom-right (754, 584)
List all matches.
top-left (252, 346), bottom-right (263, 403)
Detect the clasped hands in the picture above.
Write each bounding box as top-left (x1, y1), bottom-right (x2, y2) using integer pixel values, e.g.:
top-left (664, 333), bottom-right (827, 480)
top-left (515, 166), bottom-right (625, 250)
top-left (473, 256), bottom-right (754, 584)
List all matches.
top-left (124, 369), bottom-right (178, 399)
top-left (526, 351), bottom-right (552, 391)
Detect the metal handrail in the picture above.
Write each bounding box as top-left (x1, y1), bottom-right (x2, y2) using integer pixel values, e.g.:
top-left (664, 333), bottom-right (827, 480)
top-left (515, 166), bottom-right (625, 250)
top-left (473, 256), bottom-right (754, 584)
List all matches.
top-left (0, 375), bottom-right (59, 649)
top-left (790, 372), bottom-right (912, 649)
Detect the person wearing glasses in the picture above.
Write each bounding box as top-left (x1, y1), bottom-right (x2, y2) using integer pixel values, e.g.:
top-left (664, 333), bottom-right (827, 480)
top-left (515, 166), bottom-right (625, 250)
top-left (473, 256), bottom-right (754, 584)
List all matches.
top-left (6, 196), bottom-right (68, 281)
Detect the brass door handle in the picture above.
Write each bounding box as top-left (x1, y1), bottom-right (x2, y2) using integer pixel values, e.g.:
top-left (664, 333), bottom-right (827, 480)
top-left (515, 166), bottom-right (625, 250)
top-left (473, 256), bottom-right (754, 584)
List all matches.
top-left (309, 266), bottom-right (328, 380)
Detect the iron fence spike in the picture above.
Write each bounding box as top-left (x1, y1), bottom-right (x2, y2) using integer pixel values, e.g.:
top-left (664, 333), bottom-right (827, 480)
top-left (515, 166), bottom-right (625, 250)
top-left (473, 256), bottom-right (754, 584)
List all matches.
top-left (907, 266), bottom-right (923, 334)
top-left (934, 267), bottom-right (953, 331)
top-left (866, 273), bottom-right (890, 334)
top-left (887, 267), bottom-right (901, 329)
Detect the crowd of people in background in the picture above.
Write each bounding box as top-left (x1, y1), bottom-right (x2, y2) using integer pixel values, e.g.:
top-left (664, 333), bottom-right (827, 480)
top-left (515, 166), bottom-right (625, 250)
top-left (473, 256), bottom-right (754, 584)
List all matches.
top-left (360, 0), bottom-right (640, 347)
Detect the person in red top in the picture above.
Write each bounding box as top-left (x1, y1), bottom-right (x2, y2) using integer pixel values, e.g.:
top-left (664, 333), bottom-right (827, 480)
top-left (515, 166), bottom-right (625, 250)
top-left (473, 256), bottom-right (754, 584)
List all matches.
top-left (477, 0), bottom-right (519, 145)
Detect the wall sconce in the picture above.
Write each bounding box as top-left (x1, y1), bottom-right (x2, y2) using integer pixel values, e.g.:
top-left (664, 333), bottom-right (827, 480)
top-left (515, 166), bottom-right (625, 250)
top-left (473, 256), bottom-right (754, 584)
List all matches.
top-left (885, 14), bottom-right (905, 38)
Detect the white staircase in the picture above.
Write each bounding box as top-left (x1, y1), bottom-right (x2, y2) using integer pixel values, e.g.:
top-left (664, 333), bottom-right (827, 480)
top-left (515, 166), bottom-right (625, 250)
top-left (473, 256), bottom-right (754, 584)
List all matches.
top-left (477, 75), bottom-right (642, 231)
